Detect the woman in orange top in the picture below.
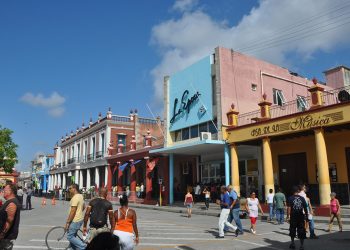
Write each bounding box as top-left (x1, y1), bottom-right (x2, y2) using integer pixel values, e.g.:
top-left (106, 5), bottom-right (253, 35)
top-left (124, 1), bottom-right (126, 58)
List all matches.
top-left (113, 194), bottom-right (139, 250)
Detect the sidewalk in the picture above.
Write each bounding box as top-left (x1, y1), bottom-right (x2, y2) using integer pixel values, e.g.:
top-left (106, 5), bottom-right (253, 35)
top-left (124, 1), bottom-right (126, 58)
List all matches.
top-left (113, 201), bottom-right (350, 225)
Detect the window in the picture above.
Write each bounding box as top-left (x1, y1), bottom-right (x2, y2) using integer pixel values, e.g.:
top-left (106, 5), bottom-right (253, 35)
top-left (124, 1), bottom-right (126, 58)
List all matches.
top-left (297, 96), bottom-right (309, 112)
top-left (100, 133), bottom-right (105, 155)
top-left (182, 127), bottom-right (190, 140)
top-left (190, 125), bottom-right (199, 138)
top-left (199, 122), bottom-right (208, 133)
top-left (251, 84), bottom-right (257, 91)
top-left (212, 76), bottom-right (217, 105)
top-left (273, 88), bottom-right (286, 106)
top-left (117, 134), bottom-right (126, 152)
top-left (208, 121), bottom-right (217, 134)
top-left (77, 144), bottom-right (80, 162)
top-left (174, 130), bottom-right (181, 142)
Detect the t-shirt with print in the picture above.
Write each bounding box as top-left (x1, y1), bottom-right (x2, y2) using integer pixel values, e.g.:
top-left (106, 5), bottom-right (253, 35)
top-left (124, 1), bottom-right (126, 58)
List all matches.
top-left (287, 195), bottom-right (307, 219)
top-left (274, 192), bottom-right (286, 209)
top-left (70, 193), bottom-right (84, 222)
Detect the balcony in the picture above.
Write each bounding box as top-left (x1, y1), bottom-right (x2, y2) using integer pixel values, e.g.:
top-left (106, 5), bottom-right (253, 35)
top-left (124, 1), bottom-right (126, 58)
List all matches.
top-left (87, 153), bottom-right (95, 162)
top-left (95, 151), bottom-right (104, 159)
top-left (67, 157), bottom-right (76, 164)
top-left (237, 86), bottom-right (350, 127)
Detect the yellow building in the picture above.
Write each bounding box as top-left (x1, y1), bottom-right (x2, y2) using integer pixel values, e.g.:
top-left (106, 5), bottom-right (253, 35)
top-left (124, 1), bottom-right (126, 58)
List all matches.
top-left (224, 81), bottom-right (350, 210)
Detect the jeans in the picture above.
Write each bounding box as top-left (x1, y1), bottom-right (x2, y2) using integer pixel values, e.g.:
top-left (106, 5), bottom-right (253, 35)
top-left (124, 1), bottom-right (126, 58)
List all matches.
top-left (275, 208), bottom-right (284, 224)
top-left (25, 196), bottom-right (32, 210)
top-left (204, 198), bottom-right (210, 209)
top-left (231, 208), bottom-right (243, 233)
top-left (268, 203), bottom-right (274, 220)
top-left (309, 219), bottom-right (315, 236)
top-left (219, 208), bottom-right (237, 237)
top-left (67, 220), bottom-right (86, 250)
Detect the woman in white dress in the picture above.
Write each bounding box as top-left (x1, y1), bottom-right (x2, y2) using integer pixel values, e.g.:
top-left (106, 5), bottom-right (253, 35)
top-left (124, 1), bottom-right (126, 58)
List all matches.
top-left (245, 191), bottom-right (264, 234)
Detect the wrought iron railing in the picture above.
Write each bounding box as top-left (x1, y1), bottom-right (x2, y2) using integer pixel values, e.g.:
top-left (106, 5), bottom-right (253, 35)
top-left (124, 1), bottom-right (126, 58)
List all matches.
top-left (138, 117), bottom-right (159, 125)
top-left (111, 115), bottom-right (131, 123)
top-left (87, 153), bottom-right (95, 161)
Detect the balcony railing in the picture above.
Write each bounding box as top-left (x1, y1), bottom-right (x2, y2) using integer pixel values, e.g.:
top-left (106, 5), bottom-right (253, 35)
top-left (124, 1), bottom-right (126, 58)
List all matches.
top-left (95, 151), bottom-right (104, 159)
top-left (62, 161), bottom-right (66, 167)
top-left (87, 153), bottom-right (95, 162)
top-left (236, 86), bottom-right (350, 127)
top-left (67, 157), bottom-right (76, 164)
top-left (111, 115), bottom-right (131, 123)
top-left (138, 117), bottom-right (159, 125)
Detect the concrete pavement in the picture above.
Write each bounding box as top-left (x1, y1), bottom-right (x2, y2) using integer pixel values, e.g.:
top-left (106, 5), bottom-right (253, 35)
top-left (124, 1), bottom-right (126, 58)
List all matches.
top-left (13, 197), bottom-right (350, 250)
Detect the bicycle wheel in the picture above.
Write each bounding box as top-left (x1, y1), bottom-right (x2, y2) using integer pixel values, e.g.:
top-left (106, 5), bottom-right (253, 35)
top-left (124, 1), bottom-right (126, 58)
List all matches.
top-left (45, 226), bottom-right (70, 250)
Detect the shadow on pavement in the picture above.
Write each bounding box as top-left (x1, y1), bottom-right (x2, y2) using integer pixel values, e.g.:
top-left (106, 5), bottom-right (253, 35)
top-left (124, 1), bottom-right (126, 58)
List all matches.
top-left (253, 231), bottom-right (350, 250)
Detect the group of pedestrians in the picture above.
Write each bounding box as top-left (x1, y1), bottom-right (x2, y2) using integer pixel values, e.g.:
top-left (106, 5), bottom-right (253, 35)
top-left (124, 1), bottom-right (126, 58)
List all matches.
top-left (65, 184), bottom-right (139, 250)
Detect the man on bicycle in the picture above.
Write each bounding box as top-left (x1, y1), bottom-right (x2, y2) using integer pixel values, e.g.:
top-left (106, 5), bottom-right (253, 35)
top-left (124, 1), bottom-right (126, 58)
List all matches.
top-left (65, 183), bottom-right (86, 250)
top-left (83, 187), bottom-right (114, 243)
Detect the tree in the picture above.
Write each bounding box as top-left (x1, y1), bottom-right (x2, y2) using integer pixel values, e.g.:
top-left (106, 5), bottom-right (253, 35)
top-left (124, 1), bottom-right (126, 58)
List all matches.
top-left (0, 126), bottom-right (18, 173)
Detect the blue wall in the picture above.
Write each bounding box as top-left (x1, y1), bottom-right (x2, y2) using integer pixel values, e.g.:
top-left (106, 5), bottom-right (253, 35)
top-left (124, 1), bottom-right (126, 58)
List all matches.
top-left (168, 55), bottom-right (213, 132)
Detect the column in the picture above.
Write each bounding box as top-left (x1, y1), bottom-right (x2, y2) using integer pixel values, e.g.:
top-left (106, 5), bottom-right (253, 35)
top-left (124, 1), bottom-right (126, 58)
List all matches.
top-left (224, 144), bottom-right (230, 186)
top-left (105, 166), bottom-right (108, 188)
top-left (107, 165), bottom-right (112, 191)
top-left (262, 137), bottom-right (275, 199)
top-left (54, 174), bottom-right (58, 189)
top-left (130, 162), bottom-right (136, 201)
top-left (169, 154), bottom-right (174, 204)
top-left (86, 169), bottom-right (91, 189)
top-left (118, 166), bottom-right (123, 193)
top-left (79, 170), bottom-right (83, 188)
top-left (58, 174), bottom-right (62, 188)
top-left (95, 167), bottom-right (100, 188)
top-left (75, 170), bottom-right (79, 185)
top-left (230, 144), bottom-right (240, 196)
top-left (145, 159), bottom-right (152, 200)
top-left (315, 128), bottom-right (331, 205)
top-left (62, 173), bottom-right (66, 189)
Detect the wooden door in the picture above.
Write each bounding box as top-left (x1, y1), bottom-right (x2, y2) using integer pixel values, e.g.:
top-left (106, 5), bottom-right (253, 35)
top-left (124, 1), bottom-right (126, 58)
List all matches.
top-left (278, 152), bottom-right (308, 197)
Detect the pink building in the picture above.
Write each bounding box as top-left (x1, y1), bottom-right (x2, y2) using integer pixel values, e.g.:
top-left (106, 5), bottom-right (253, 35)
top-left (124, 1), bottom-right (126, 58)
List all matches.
top-left (153, 46), bottom-right (348, 203)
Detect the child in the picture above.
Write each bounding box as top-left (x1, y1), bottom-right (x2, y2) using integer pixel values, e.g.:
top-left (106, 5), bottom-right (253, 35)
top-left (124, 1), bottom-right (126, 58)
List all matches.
top-left (327, 192), bottom-right (342, 232)
top-left (245, 191), bottom-right (264, 234)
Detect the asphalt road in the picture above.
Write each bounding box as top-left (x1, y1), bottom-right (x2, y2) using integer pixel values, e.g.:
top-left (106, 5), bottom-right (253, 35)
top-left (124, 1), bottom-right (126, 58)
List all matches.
top-left (13, 197), bottom-right (350, 250)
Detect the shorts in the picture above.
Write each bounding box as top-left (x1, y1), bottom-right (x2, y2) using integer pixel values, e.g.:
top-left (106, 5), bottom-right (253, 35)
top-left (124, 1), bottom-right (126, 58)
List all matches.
top-left (250, 217), bottom-right (257, 224)
top-left (113, 230), bottom-right (135, 250)
top-left (186, 203), bottom-right (193, 209)
top-left (289, 216), bottom-right (306, 239)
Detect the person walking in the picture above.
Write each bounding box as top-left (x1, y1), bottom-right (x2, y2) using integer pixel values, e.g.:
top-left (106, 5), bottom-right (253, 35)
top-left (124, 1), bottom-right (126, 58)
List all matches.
top-left (274, 187), bottom-right (286, 224)
top-left (65, 184), bottom-right (86, 250)
top-left (140, 183), bottom-right (144, 198)
top-left (327, 192), bottom-right (342, 232)
top-left (305, 195), bottom-right (318, 239)
top-left (0, 183), bottom-right (21, 250)
top-left (216, 186), bottom-right (239, 238)
top-left (16, 186), bottom-right (24, 210)
top-left (25, 187), bottom-right (32, 210)
top-left (202, 187), bottom-right (211, 210)
top-left (184, 189), bottom-right (194, 218)
top-left (286, 186), bottom-right (308, 250)
top-left (228, 185), bottom-right (243, 234)
top-left (266, 189), bottom-right (275, 222)
top-left (135, 184), bottom-right (140, 198)
top-left (113, 194), bottom-right (139, 250)
top-left (194, 183), bottom-right (201, 202)
top-left (83, 187), bottom-right (115, 243)
top-left (246, 191), bottom-right (264, 234)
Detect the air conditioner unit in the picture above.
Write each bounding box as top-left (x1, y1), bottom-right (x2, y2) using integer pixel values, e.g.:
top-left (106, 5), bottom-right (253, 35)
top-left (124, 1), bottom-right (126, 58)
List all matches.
top-left (200, 132), bottom-right (212, 140)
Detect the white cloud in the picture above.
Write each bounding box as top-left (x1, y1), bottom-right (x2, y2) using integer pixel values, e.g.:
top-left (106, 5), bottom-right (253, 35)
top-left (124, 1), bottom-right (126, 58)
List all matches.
top-left (20, 92), bottom-right (66, 117)
top-left (172, 0), bottom-right (198, 12)
top-left (151, 0), bottom-right (350, 103)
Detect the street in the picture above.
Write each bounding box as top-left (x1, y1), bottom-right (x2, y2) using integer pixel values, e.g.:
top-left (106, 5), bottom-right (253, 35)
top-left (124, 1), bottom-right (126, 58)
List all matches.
top-left (13, 197), bottom-right (350, 250)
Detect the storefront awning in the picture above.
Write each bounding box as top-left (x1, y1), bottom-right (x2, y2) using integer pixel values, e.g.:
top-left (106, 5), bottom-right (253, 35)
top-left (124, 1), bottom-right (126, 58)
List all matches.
top-left (150, 139), bottom-right (226, 156)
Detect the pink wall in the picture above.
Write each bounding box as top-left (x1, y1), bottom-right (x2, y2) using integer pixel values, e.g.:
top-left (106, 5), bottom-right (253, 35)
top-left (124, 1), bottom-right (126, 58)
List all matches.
top-left (217, 47), bottom-right (333, 125)
top-left (324, 68), bottom-right (344, 89)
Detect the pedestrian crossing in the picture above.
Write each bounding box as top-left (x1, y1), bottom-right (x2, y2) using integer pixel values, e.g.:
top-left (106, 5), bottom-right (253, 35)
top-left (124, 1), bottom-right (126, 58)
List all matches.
top-left (13, 219), bottom-right (229, 250)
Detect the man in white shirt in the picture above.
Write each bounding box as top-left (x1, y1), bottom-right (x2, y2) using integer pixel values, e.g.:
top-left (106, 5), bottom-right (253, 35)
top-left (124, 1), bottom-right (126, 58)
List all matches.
top-left (16, 187), bottom-right (24, 210)
top-left (194, 183), bottom-right (201, 202)
top-left (266, 188), bottom-right (275, 222)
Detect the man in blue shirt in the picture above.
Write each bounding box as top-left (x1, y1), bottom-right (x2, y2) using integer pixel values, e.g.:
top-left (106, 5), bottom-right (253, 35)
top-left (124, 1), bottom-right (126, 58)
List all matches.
top-left (216, 186), bottom-right (238, 238)
top-left (228, 185), bottom-right (243, 234)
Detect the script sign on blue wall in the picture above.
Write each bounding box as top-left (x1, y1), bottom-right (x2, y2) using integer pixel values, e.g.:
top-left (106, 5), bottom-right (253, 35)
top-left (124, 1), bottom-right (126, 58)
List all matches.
top-left (168, 55), bottom-right (213, 132)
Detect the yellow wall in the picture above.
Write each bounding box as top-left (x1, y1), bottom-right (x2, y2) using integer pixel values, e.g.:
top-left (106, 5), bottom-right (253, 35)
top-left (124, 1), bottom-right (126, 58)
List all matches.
top-left (270, 130), bottom-right (350, 184)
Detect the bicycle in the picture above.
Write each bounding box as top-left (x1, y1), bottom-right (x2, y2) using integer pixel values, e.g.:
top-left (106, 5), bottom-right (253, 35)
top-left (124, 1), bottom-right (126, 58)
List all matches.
top-left (45, 226), bottom-right (85, 250)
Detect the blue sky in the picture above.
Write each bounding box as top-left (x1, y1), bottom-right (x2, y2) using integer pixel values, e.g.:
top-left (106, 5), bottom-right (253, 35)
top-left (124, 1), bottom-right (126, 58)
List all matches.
top-left (1, 0), bottom-right (350, 171)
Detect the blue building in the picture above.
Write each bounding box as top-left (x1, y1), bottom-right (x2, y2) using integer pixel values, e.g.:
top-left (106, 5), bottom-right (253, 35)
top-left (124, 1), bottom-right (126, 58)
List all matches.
top-left (31, 154), bottom-right (54, 193)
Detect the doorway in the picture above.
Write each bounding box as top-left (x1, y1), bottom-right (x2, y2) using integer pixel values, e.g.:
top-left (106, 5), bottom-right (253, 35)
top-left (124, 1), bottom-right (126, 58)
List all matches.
top-left (278, 152), bottom-right (308, 196)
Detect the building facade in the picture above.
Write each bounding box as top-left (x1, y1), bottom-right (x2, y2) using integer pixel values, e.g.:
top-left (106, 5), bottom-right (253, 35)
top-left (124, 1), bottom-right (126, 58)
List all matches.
top-left (152, 47), bottom-right (348, 204)
top-left (31, 154), bottom-right (53, 193)
top-left (48, 108), bottom-right (164, 203)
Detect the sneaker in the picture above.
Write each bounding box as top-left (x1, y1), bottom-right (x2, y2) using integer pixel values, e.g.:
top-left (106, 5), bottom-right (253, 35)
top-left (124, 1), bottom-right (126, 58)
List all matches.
top-left (250, 228), bottom-right (254, 234)
top-left (289, 243), bottom-right (296, 249)
top-left (216, 235), bottom-right (225, 239)
top-left (235, 229), bottom-right (239, 237)
top-left (253, 230), bottom-right (257, 235)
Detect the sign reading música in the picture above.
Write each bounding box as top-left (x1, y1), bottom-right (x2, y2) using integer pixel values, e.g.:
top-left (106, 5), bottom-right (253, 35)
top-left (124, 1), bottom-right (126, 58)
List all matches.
top-left (250, 111), bottom-right (344, 137)
top-left (168, 55), bottom-right (213, 131)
